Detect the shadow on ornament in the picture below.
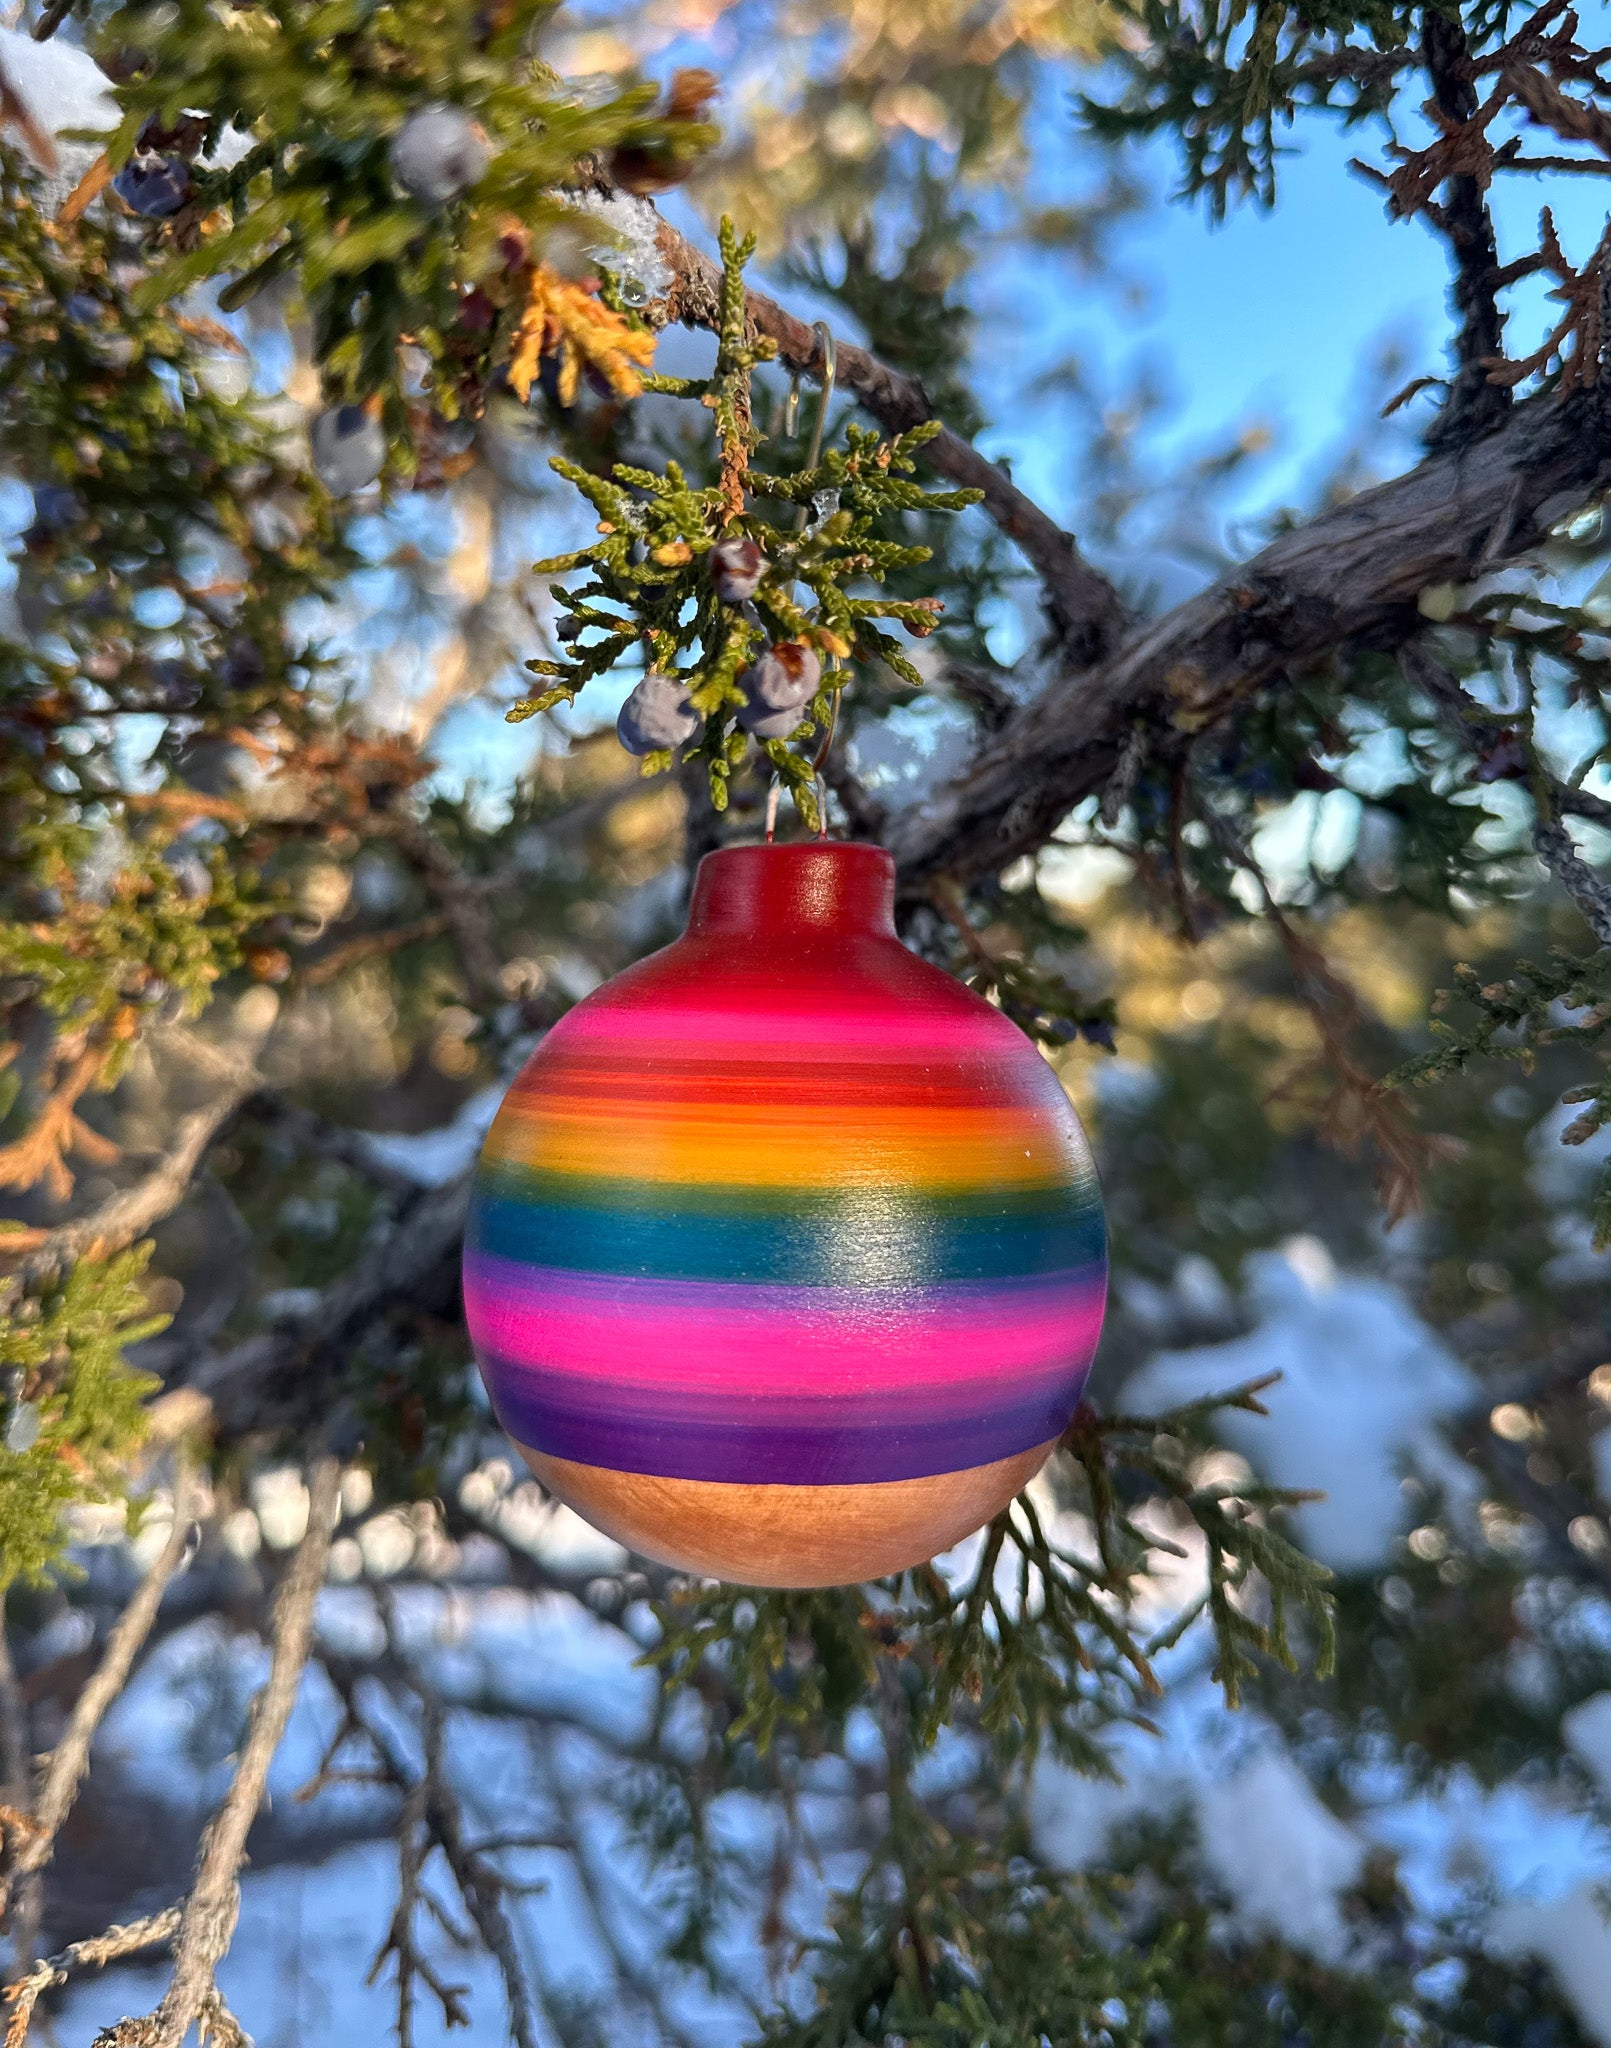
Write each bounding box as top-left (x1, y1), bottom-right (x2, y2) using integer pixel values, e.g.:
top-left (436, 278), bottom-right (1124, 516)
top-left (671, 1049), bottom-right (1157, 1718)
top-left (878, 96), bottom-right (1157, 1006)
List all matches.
top-left (462, 841), bottom-right (1107, 1586)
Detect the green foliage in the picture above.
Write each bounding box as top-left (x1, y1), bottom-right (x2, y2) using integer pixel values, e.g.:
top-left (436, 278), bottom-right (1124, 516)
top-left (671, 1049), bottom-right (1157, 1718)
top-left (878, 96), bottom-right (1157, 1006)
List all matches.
top-left (95, 0), bottom-right (713, 436)
top-left (651, 1374), bottom-right (1332, 1768)
top-left (759, 1815), bottom-right (1170, 2048)
top-left (0, 791), bottom-right (270, 1042)
top-left (0, 141), bottom-right (344, 741)
top-left (1084, 0), bottom-right (1412, 214)
top-left (514, 220), bottom-right (980, 813)
top-left (1391, 948), bottom-right (1611, 1245)
top-left (0, 1247), bottom-right (164, 1590)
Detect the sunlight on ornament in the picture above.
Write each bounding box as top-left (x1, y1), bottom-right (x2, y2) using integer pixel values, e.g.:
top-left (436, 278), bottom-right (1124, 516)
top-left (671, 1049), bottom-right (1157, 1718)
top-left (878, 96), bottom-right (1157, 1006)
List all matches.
top-left (462, 841), bottom-right (1108, 1586)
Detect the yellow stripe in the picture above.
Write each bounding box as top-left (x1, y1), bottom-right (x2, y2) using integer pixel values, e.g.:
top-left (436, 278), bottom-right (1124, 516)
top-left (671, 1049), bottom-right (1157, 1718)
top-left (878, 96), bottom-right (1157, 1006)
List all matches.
top-left (482, 1099), bottom-right (1080, 1191)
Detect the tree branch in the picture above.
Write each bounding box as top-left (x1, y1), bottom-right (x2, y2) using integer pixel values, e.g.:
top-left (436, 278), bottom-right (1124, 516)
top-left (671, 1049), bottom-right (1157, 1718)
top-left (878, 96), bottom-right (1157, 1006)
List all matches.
top-left (1421, 8), bottom-right (1513, 447)
top-left (0, 1460), bottom-right (200, 1928)
top-left (0, 1061), bottom-right (255, 1292)
top-left (100, 1457), bottom-right (340, 2048)
top-left (1533, 812), bottom-right (1611, 943)
top-left (5, 1909), bottom-right (182, 2048)
top-left (186, 1172), bottom-right (470, 1437)
top-left (642, 203), bottom-right (1130, 666)
top-left (887, 381), bottom-right (1611, 883)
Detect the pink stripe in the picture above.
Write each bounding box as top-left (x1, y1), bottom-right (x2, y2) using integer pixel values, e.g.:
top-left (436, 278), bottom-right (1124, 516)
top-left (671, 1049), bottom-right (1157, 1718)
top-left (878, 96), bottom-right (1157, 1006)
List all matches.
top-left (462, 1259), bottom-right (1106, 1395)
top-left (550, 988), bottom-right (1018, 1057)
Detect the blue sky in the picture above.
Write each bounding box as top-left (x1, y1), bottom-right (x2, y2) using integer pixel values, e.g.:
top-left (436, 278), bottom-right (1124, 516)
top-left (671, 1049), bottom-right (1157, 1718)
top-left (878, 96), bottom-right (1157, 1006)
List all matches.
top-left (985, 110), bottom-right (1611, 524)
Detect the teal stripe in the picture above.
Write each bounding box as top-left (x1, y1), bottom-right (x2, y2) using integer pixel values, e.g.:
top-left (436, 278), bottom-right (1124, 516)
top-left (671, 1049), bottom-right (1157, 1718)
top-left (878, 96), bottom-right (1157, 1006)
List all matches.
top-left (467, 1178), bottom-right (1105, 1286)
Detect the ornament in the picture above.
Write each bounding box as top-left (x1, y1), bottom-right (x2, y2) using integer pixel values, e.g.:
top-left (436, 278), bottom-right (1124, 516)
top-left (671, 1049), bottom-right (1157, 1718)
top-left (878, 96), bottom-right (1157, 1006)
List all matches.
top-left (389, 105), bottom-right (491, 206)
top-left (616, 671), bottom-right (700, 755)
top-left (463, 842), bottom-right (1107, 1586)
top-left (310, 405), bottom-right (386, 495)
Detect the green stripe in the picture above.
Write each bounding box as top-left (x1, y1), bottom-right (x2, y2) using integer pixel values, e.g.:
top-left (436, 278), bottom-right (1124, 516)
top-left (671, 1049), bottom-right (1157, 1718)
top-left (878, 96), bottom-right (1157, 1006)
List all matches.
top-left (468, 1177), bottom-right (1106, 1286)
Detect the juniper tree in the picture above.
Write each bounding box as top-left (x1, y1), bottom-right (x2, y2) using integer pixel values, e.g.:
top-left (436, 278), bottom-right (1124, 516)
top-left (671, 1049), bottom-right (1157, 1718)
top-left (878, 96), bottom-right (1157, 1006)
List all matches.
top-left (1, 0), bottom-right (1610, 2043)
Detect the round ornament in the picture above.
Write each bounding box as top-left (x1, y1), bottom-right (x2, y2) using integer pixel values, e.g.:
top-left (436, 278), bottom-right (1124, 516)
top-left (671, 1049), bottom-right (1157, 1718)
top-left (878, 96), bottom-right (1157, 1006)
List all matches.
top-left (462, 841), bottom-right (1107, 1587)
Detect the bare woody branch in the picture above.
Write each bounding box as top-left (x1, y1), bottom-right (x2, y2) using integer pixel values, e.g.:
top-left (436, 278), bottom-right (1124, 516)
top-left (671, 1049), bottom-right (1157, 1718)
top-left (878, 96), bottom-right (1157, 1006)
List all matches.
top-left (0, 1063), bottom-right (255, 1289)
top-left (0, 1460), bottom-right (201, 1929)
top-left (886, 381), bottom-right (1611, 883)
top-left (5, 1910), bottom-right (182, 2048)
top-left (98, 1457), bottom-right (341, 2048)
top-left (620, 186), bottom-right (1611, 894)
top-left (323, 1655), bottom-right (543, 2048)
top-left (1421, 9), bottom-right (1513, 447)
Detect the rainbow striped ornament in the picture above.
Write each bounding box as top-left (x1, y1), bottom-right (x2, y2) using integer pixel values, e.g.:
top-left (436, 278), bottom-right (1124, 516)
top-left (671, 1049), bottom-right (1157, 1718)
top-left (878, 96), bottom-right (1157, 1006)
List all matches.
top-left (463, 841), bottom-right (1107, 1586)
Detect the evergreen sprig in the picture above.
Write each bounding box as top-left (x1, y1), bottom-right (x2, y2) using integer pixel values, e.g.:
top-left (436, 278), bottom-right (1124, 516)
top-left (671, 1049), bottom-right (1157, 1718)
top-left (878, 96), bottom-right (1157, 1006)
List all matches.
top-left (0, 1246), bottom-right (164, 1590)
top-left (650, 1374), bottom-right (1335, 1768)
top-left (1390, 948), bottom-right (1611, 1244)
top-left (512, 219), bottom-right (979, 810)
top-left (93, 0), bottom-right (716, 442)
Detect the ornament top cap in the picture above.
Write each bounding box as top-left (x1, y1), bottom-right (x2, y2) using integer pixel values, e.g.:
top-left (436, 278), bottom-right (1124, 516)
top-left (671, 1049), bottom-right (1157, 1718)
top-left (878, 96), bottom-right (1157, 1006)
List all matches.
top-left (686, 840), bottom-right (895, 941)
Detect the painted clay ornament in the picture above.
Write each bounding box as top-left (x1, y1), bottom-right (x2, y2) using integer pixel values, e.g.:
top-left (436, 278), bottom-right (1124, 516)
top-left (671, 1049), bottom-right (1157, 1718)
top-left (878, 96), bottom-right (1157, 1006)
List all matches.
top-left (462, 841), bottom-right (1107, 1587)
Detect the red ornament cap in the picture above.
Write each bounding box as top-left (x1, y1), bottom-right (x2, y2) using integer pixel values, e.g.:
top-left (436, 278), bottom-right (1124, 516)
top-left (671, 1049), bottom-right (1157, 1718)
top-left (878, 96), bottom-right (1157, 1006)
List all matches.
top-left (684, 840), bottom-right (896, 941)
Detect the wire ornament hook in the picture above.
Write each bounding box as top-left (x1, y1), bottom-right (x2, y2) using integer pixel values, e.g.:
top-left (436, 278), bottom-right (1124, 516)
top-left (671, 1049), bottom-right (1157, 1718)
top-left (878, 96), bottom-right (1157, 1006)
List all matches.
top-left (795, 322), bottom-right (836, 532)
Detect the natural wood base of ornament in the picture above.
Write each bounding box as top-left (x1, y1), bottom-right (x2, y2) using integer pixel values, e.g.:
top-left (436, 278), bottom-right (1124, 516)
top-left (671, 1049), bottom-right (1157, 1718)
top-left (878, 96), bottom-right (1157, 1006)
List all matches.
top-left (515, 1440), bottom-right (1058, 1587)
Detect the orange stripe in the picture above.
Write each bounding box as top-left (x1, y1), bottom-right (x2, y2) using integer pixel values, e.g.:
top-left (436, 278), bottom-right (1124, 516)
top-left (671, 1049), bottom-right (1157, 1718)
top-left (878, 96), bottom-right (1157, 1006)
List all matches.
top-left (483, 1099), bottom-right (1079, 1189)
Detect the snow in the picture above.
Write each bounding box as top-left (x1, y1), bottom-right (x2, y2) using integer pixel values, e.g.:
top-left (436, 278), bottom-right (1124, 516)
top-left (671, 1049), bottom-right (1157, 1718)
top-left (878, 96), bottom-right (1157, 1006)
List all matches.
top-left (1362, 1769), bottom-right (1611, 1920)
top-left (1564, 1690), bottom-right (1611, 1796)
top-left (1030, 1677), bottom-right (1368, 1964)
top-left (360, 1084), bottom-right (501, 1186)
top-left (1490, 1887), bottom-right (1611, 2048)
top-left (1195, 1749), bottom-right (1366, 1964)
top-left (567, 188), bottom-right (674, 299)
top-left (0, 27), bottom-right (118, 142)
top-left (1121, 1237), bottom-right (1480, 1573)
top-left (0, 24), bottom-right (250, 216)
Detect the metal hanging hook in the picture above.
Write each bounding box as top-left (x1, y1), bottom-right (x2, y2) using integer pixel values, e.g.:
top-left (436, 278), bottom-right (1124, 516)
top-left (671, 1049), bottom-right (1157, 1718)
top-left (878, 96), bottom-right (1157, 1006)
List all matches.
top-left (795, 322), bottom-right (836, 531)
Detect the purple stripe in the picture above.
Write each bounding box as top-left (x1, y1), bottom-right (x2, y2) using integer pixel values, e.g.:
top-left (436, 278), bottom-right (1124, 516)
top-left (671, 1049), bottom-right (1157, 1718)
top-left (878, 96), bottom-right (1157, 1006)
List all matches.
top-left (475, 1349), bottom-right (1090, 1484)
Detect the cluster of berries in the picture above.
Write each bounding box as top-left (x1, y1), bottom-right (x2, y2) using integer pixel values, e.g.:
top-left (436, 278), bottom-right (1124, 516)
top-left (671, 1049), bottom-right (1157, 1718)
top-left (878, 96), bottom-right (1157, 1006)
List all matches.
top-left (613, 539), bottom-right (826, 755)
top-left (303, 108), bottom-right (485, 494)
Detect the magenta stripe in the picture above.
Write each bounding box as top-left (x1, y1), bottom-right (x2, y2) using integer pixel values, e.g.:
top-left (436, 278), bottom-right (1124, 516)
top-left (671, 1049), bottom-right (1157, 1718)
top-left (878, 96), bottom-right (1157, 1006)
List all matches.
top-left (550, 994), bottom-right (1015, 1057)
top-left (462, 1254), bottom-right (1106, 1394)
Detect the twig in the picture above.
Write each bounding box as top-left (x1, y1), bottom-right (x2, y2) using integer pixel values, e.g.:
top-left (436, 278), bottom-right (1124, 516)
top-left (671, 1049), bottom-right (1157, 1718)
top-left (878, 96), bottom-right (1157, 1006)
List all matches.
top-left (323, 1653), bottom-right (543, 2048)
top-left (0, 1066), bottom-right (255, 1294)
top-left (104, 1457), bottom-right (340, 2048)
top-left (29, 0), bottom-right (74, 41)
top-left (4, 1909), bottom-right (182, 2048)
top-left (1533, 811), bottom-right (1611, 944)
top-left (298, 912), bottom-right (452, 988)
top-left (0, 1460), bottom-right (202, 1925)
top-left (1421, 10), bottom-right (1512, 446)
top-left (639, 196), bottom-right (1129, 667)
